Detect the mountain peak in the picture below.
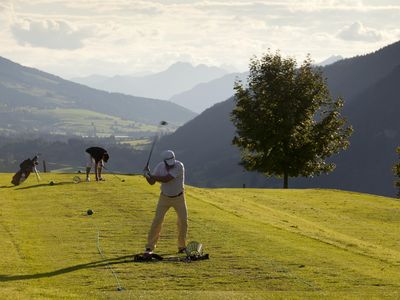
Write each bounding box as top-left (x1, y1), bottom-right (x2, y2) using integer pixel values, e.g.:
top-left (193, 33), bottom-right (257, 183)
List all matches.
top-left (164, 61), bottom-right (228, 74)
top-left (166, 61), bottom-right (194, 72)
top-left (317, 55), bottom-right (343, 66)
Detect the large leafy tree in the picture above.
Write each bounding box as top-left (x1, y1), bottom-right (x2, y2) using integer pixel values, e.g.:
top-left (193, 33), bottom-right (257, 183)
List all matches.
top-left (394, 147), bottom-right (400, 198)
top-left (231, 52), bottom-right (352, 188)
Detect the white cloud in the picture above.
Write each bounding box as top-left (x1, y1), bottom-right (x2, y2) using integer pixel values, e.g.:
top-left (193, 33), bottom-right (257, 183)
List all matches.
top-left (0, 1), bottom-right (14, 27)
top-left (1, 0), bottom-right (399, 77)
top-left (11, 18), bottom-right (94, 50)
top-left (337, 21), bottom-right (382, 42)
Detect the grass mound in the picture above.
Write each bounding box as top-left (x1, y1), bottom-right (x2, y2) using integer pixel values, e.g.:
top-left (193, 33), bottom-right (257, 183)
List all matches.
top-left (0, 173), bottom-right (399, 299)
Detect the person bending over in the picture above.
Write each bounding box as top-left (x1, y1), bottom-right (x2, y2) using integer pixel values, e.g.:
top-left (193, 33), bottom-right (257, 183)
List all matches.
top-left (85, 147), bottom-right (109, 182)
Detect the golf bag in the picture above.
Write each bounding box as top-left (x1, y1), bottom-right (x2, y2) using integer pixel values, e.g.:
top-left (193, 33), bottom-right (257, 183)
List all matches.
top-left (11, 155), bottom-right (39, 186)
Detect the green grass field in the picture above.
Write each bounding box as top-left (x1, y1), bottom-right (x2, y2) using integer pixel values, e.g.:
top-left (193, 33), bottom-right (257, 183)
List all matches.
top-left (35, 108), bottom-right (156, 136)
top-left (0, 173), bottom-right (399, 299)
top-left (118, 138), bottom-right (152, 150)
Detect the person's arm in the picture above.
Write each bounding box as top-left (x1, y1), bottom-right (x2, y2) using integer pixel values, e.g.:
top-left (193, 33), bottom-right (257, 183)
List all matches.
top-left (150, 163), bottom-right (181, 183)
top-left (144, 171), bottom-right (173, 184)
top-left (145, 172), bottom-right (156, 185)
top-left (143, 165), bottom-right (156, 185)
top-left (150, 173), bottom-right (174, 183)
top-left (145, 161), bottom-right (175, 184)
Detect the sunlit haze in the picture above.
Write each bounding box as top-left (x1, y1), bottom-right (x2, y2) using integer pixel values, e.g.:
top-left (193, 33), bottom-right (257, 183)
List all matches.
top-left (0, 0), bottom-right (399, 78)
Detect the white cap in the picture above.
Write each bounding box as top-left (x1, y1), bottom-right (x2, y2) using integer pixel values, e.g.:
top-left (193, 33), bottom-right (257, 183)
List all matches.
top-left (161, 150), bottom-right (176, 166)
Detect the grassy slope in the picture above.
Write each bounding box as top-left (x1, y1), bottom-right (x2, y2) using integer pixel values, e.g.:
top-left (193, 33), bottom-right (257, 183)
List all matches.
top-left (0, 173), bottom-right (399, 299)
top-left (34, 108), bottom-right (156, 136)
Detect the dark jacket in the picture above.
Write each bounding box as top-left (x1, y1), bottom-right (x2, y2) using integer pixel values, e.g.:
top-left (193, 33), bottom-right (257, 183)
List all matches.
top-left (86, 147), bottom-right (109, 163)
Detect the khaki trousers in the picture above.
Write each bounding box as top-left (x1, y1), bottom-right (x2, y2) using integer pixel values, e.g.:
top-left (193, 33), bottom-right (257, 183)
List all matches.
top-left (146, 193), bottom-right (188, 251)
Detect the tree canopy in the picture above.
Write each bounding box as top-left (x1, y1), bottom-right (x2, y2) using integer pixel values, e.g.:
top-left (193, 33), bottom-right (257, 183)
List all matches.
top-left (231, 51), bottom-right (353, 188)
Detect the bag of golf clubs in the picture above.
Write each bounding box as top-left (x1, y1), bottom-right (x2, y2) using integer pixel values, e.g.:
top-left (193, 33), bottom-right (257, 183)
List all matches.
top-left (11, 155), bottom-right (40, 186)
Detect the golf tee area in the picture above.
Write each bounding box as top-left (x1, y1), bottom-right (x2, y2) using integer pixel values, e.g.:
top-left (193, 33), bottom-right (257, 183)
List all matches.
top-left (0, 173), bottom-right (399, 299)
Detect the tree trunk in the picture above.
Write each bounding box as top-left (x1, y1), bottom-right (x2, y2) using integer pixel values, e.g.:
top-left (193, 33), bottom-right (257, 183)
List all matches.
top-left (283, 172), bottom-right (288, 189)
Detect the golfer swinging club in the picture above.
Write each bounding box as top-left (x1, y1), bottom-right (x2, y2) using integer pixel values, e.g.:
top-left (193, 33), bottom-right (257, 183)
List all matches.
top-left (143, 150), bottom-right (188, 255)
top-left (85, 146), bottom-right (109, 182)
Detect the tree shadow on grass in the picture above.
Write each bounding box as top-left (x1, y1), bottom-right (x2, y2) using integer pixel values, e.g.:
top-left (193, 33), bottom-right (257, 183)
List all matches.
top-left (0, 255), bottom-right (134, 282)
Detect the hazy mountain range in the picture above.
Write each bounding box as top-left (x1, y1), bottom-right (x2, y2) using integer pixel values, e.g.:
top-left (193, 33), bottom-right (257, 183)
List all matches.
top-left (168, 55), bottom-right (341, 113)
top-left (71, 56), bottom-right (342, 114)
top-left (71, 62), bottom-right (229, 100)
top-left (169, 72), bottom-right (248, 113)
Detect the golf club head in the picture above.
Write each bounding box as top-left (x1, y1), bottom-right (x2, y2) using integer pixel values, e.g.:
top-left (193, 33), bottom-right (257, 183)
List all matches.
top-left (73, 176), bottom-right (81, 183)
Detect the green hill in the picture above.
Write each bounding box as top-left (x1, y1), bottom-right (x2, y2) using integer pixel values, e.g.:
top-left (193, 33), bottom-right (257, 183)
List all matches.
top-left (0, 173), bottom-right (399, 299)
top-left (0, 56), bottom-right (196, 136)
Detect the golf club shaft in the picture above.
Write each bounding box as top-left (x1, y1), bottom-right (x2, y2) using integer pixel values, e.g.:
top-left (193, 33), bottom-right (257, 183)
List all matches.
top-left (144, 121), bottom-right (168, 170)
top-left (103, 166), bottom-right (124, 181)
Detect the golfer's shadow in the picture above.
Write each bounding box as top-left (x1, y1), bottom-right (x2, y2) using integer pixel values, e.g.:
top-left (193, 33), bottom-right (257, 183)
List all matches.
top-left (15, 181), bottom-right (77, 190)
top-left (0, 255), bottom-right (134, 282)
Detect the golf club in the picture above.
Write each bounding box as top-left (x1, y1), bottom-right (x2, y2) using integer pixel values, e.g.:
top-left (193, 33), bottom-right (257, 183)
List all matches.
top-left (144, 135), bottom-right (158, 170)
top-left (103, 166), bottom-right (125, 182)
top-left (144, 120), bottom-right (168, 170)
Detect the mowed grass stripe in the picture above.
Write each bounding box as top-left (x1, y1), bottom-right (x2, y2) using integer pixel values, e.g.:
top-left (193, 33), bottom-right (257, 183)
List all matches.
top-left (1, 173), bottom-right (400, 299)
top-left (187, 189), bottom-right (400, 289)
top-left (191, 188), bottom-right (400, 265)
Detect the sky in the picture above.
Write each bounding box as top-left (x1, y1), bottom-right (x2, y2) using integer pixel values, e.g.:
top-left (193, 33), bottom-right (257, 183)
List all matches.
top-left (0, 0), bottom-right (399, 78)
